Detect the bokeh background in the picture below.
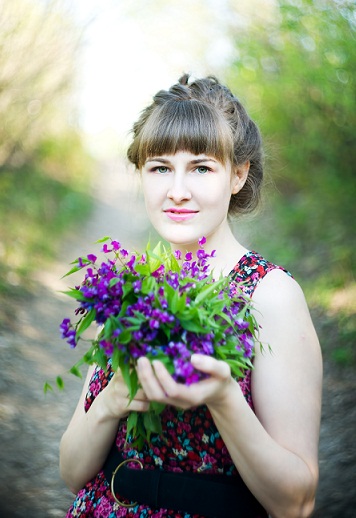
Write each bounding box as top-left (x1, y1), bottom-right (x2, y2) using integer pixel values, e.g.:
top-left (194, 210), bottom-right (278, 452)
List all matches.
top-left (0, 0), bottom-right (355, 516)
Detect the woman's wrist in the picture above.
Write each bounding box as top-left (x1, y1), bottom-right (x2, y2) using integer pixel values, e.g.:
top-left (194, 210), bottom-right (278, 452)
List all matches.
top-left (92, 388), bottom-right (126, 424)
top-left (206, 376), bottom-right (242, 414)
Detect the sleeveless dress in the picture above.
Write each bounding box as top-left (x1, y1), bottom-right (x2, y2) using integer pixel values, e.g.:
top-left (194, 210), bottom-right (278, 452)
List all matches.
top-left (66, 252), bottom-right (289, 518)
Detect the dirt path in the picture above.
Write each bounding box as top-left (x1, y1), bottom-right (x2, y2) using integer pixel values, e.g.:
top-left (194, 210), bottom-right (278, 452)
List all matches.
top-left (0, 159), bottom-right (355, 517)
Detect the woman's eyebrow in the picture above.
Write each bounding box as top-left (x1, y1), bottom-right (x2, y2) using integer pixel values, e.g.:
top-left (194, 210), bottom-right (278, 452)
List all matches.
top-left (189, 157), bottom-right (217, 164)
top-left (145, 158), bottom-right (170, 164)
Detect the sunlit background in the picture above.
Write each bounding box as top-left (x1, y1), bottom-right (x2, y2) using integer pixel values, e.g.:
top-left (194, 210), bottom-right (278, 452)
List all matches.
top-left (74, 0), bottom-right (246, 156)
top-left (0, 1), bottom-right (355, 516)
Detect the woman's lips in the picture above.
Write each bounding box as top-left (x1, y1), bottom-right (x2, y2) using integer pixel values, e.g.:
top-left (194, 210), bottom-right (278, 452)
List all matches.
top-left (164, 208), bottom-right (198, 222)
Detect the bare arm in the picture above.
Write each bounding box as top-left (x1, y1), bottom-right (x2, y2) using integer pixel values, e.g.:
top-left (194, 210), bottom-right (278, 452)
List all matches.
top-left (208, 270), bottom-right (322, 517)
top-left (59, 365), bottom-right (149, 494)
top-left (137, 270), bottom-right (322, 518)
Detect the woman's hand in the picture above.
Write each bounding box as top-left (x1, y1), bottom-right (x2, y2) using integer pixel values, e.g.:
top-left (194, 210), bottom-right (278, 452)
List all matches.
top-left (136, 354), bottom-right (234, 410)
top-left (99, 369), bottom-right (150, 420)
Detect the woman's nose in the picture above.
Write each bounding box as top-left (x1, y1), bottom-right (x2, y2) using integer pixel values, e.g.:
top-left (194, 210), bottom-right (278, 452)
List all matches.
top-left (167, 174), bottom-right (192, 202)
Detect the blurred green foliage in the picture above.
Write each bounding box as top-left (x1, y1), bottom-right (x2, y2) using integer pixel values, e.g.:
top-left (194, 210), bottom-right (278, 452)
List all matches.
top-left (0, 1), bottom-right (94, 326)
top-left (226, 0), bottom-right (355, 363)
top-left (0, 132), bottom-right (93, 296)
top-left (228, 0), bottom-right (355, 285)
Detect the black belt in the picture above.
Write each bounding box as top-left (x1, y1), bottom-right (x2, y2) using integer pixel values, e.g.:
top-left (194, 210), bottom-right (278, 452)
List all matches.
top-left (103, 443), bottom-right (267, 518)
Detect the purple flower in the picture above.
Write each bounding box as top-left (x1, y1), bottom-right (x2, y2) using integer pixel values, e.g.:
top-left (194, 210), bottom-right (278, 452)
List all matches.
top-left (60, 318), bottom-right (71, 332)
top-left (99, 340), bottom-right (114, 355)
top-left (149, 318), bottom-right (160, 329)
top-left (166, 272), bottom-right (179, 290)
top-left (152, 264), bottom-right (165, 278)
top-left (59, 318), bottom-right (77, 348)
top-left (111, 240), bottom-right (121, 251)
top-left (133, 330), bottom-right (143, 341)
top-left (127, 254), bottom-right (136, 270)
top-left (133, 280), bottom-right (142, 293)
top-left (198, 236), bottom-right (207, 246)
top-left (235, 318), bottom-right (250, 330)
top-left (197, 249), bottom-right (207, 260)
top-left (174, 250), bottom-right (182, 260)
top-left (87, 254), bottom-right (97, 263)
top-left (239, 332), bottom-right (254, 358)
top-left (185, 252), bottom-right (193, 261)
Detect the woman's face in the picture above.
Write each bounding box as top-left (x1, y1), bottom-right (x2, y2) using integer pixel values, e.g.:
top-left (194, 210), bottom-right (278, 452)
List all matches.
top-left (141, 151), bottom-right (244, 252)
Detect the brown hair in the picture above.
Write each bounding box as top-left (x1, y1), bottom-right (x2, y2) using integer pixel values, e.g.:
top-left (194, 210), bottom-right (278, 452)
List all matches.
top-left (127, 74), bottom-right (263, 215)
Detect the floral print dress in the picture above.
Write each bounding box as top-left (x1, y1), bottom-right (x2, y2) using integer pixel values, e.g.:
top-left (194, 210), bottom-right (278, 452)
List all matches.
top-left (66, 252), bottom-right (289, 518)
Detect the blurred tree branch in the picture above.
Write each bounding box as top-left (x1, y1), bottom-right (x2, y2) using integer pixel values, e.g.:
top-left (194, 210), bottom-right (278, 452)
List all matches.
top-left (0, 0), bottom-right (84, 168)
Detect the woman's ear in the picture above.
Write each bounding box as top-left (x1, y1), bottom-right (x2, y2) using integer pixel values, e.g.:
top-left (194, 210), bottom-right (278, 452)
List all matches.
top-left (231, 161), bottom-right (250, 194)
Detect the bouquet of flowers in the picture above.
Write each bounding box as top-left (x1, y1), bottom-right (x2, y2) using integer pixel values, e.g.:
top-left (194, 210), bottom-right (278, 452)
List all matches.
top-left (56, 236), bottom-right (260, 449)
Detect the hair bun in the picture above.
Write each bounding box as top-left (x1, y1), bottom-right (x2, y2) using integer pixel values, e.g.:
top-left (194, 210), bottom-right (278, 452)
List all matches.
top-left (178, 73), bottom-right (190, 85)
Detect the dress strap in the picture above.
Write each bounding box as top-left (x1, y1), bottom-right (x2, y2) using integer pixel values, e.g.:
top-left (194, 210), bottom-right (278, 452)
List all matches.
top-left (230, 251), bottom-right (291, 297)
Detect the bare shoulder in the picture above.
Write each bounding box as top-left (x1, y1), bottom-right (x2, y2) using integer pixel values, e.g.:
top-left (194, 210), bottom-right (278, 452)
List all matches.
top-left (252, 268), bottom-right (306, 309)
top-left (251, 268), bottom-right (319, 355)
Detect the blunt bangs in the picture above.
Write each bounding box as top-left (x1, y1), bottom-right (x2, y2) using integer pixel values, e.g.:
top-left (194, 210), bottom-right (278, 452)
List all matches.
top-left (136, 100), bottom-right (233, 168)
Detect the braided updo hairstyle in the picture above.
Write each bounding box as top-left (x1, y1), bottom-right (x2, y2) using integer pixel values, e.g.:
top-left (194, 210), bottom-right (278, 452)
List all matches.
top-left (127, 74), bottom-right (263, 216)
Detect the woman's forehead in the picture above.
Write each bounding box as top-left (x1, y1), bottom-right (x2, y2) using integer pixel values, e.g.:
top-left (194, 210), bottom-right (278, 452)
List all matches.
top-left (145, 152), bottom-right (220, 163)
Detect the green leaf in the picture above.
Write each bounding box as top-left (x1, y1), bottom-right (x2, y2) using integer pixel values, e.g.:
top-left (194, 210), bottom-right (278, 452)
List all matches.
top-left (103, 318), bottom-right (114, 340)
top-left (61, 265), bottom-right (84, 278)
top-left (170, 289), bottom-right (180, 313)
top-left (91, 346), bottom-right (108, 370)
top-left (134, 263), bottom-right (150, 275)
top-left (129, 369), bottom-right (138, 400)
top-left (141, 276), bottom-right (156, 294)
top-left (69, 365), bottom-right (83, 378)
top-left (43, 381), bottom-right (53, 393)
top-left (60, 288), bottom-right (88, 302)
top-left (111, 347), bottom-right (120, 371)
top-left (76, 308), bottom-right (96, 337)
top-left (143, 410), bottom-right (163, 437)
top-left (117, 328), bottom-right (132, 344)
top-left (150, 401), bottom-right (166, 414)
top-left (122, 282), bottom-right (134, 298)
top-left (125, 315), bottom-right (144, 326)
top-left (127, 411), bottom-right (138, 436)
top-left (95, 236), bottom-right (111, 243)
top-left (109, 277), bottom-right (122, 287)
top-left (119, 356), bottom-right (131, 393)
top-left (118, 300), bottom-right (130, 318)
top-left (180, 319), bottom-right (206, 333)
top-left (195, 278), bottom-right (226, 305)
top-left (177, 292), bottom-right (187, 312)
top-left (56, 376), bottom-right (65, 390)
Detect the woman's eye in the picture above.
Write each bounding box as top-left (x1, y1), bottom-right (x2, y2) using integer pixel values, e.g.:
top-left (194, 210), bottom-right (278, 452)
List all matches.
top-left (155, 166), bottom-right (169, 173)
top-left (196, 166), bottom-right (209, 174)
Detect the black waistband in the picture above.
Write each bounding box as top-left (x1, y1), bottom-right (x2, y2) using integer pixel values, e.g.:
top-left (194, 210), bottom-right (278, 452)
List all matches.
top-left (103, 443), bottom-right (267, 518)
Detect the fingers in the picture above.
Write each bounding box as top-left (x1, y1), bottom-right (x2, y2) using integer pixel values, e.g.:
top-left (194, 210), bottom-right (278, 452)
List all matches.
top-left (107, 368), bottom-right (149, 415)
top-left (137, 357), bottom-right (167, 400)
top-left (136, 355), bottom-right (234, 410)
top-left (190, 354), bottom-right (231, 380)
top-left (127, 398), bottom-right (150, 413)
top-left (135, 388), bottom-right (148, 401)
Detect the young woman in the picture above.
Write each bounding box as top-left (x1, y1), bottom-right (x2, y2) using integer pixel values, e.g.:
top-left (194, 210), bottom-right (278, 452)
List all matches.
top-left (60, 74), bottom-right (322, 518)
